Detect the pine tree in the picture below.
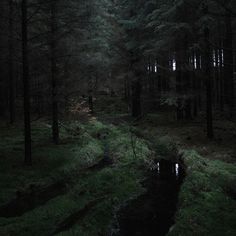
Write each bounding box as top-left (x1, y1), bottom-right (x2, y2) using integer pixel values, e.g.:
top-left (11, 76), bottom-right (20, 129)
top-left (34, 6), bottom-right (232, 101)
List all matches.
top-left (22, 0), bottom-right (32, 165)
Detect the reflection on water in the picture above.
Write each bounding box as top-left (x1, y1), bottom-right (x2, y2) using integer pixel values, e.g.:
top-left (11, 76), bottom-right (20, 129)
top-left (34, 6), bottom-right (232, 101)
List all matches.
top-left (157, 162), bottom-right (160, 174)
top-left (156, 160), bottom-right (183, 178)
top-left (175, 163), bottom-right (179, 177)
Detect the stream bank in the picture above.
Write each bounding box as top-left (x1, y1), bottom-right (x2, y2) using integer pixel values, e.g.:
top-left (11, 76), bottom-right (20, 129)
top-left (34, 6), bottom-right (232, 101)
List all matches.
top-left (110, 159), bottom-right (185, 236)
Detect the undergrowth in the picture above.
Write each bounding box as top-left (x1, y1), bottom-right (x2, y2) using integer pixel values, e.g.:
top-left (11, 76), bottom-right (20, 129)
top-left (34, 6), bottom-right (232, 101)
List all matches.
top-left (150, 135), bottom-right (236, 236)
top-left (0, 120), bottom-right (151, 236)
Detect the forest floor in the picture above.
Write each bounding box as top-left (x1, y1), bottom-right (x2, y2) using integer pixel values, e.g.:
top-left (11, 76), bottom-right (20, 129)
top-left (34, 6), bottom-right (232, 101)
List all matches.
top-left (134, 113), bottom-right (236, 235)
top-left (0, 96), bottom-right (236, 235)
top-left (139, 113), bottom-right (236, 163)
top-left (97, 97), bottom-right (236, 235)
top-left (0, 118), bottom-right (151, 236)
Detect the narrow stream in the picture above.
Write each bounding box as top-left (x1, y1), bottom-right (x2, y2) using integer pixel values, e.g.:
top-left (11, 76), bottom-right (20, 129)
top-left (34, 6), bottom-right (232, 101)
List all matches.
top-left (111, 159), bottom-right (185, 236)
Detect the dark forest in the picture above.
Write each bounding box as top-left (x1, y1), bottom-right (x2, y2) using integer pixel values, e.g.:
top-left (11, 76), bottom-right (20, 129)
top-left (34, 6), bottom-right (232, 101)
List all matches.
top-left (0, 0), bottom-right (236, 235)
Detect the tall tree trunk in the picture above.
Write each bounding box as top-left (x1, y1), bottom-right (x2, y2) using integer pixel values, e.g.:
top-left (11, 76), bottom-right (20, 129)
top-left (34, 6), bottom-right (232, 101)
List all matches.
top-left (196, 51), bottom-right (202, 111)
top-left (8, 0), bottom-right (15, 124)
top-left (219, 42), bottom-right (224, 112)
top-left (148, 60), bottom-right (156, 110)
top-left (124, 75), bottom-right (131, 112)
top-left (131, 78), bottom-right (142, 118)
top-left (88, 87), bottom-right (94, 114)
top-left (182, 36), bottom-right (192, 120)
top-left (50, 0), bottom-right (59, 144)
top-left (204, 23), bottom-right (214, 139)
top-left (224, 13), bottom-right (234, 117)
top-left (215, 49), bottom-right (220, 105)
top-left (192, 51), bottom-right (198, 117)
top-left (175, 49), bottom-right (184, 120)
top-left (22, 0), bottom-right (32, 165)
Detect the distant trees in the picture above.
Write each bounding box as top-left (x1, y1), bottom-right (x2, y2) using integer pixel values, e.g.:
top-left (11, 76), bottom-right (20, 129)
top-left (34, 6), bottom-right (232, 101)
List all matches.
top-left (118, 0), bottom-right (236, 138)
top-left (0, 0), bottom-right (123, 163)
top-left (0, 0), bottom-right (235, 166)
top-left (115, 0), bottom-right (147, 117)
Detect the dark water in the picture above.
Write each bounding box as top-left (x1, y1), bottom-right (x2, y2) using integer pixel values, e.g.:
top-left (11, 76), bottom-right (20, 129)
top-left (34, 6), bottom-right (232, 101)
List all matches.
top-left (111, 159), bottom-right (185, 236)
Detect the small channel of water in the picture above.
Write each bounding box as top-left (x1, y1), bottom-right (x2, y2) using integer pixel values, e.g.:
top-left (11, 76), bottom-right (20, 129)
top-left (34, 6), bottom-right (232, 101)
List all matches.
top-left (111, 159), bottom-right (185, 236)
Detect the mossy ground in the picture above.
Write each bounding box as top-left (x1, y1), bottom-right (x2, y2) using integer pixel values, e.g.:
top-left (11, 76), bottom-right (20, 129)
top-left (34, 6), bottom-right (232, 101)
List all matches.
top-left (0, 119), bottom-right (151, 236)
top-left (169, 150), bottom-right (236, 236)
top-left (136, 113), bottom-right (236, 236)
top-left (1, 103), bottom-right (236, 236)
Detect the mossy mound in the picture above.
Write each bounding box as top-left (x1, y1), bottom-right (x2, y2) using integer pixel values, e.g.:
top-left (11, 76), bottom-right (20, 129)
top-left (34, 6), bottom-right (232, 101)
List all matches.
top-left (0, 120), bottom-right (151, 236)
top-left (168, 150), bottom-right (236, 236)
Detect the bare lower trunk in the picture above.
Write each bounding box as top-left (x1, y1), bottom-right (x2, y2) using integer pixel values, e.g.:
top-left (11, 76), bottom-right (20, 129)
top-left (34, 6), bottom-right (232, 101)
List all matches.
top-left (22, 0), bottom-right (32, 165)
top-left (132, 79), bottom-right (142, 118)
top-left (50, 0), bottom-right (59, 144)
top-left (9, 0), bottom-right (15, 124)
top-left (204, 25), bottom-right (214, 139)
top-left (224, 13), bottom-right (234, 117)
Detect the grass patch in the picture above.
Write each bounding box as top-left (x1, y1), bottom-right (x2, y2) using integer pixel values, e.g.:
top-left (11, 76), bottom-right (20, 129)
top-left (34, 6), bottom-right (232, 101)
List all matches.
top-left (135, 126), bottom-right (236, 236)
top-left (0, 120), bottom-right (151, 236)
top-left (166, 149), bottom-right (236, 236)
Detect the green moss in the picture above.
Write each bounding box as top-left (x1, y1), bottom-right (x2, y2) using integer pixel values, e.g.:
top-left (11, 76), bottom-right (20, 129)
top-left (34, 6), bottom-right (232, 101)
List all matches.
top-left (0, 193), bottom-right (88, 236)
top-left (154, 135), bottom-right (178, 159)
top-left (139, 127), bottom-right (236, 236)
top-left (168, 149), bottom-right (236, 236)
top-left (4, 117), bottom-right (234, 236)
top-left (0, 120), bottom-right (151, 236)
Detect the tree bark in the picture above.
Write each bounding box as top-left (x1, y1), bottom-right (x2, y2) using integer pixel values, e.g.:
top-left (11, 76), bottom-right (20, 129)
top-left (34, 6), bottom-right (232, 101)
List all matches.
top-left (131, 79), bottom-right (142, 118)
top-left (224, 13), bottom-right (234, 117)
top-left (22, 0), bottom-right (32, 165)
top-left (175, 49), bottom-right (184, 120)
top-left (219, 42), bottom-right (224, 112)
top-left (204, 25), bottom-right (214, 139)
top-left (50, 0), bottom-right (59, 144)
top-left (8, 0), bottom-right (15, 124)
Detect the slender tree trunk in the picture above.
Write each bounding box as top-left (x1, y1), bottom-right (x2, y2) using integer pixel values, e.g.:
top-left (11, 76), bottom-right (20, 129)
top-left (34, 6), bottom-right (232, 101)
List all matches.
top-left (204, 24), bottom-right (214, 139)
top-left (224, 13), bottom-right (234, 117)
top-left (50, 0), bottom-right (59, 144)
top-left (132, 78), bottom-right (142, 118)
top-left (192, 51), bottom-right (198, 117)
top-left (219, 43), bottom-right (224, 112)
top-left (182, 36), bottom-right (192, 120)
top-left (88, 87), bottom-right (94, 114)
top-left (148, 60), bottom-right (156, 110)
top-left (176, 49), bottom-right (184, 120)
top-left (8, 0), bottom-right (15, 124)
top-left (213, 49), bottom-right (219, 106)
top-left (196, 51), bottom-right (202, 111)
top-left (125, 75), bottom-right (131, 112)
top-left (124, 75), bottom-right (128, 100)
top-left (22, 0), bottom-right (32, 165)
top-left (216, 13), bottom-right (224, 113)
